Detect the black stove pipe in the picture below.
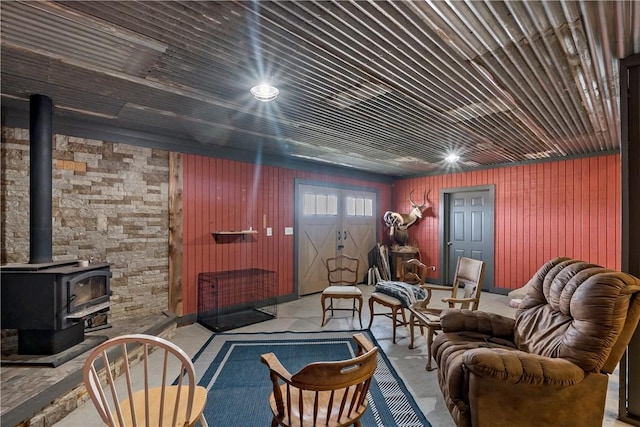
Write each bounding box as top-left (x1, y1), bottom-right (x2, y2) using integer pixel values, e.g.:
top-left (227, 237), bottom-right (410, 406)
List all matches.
top-left (29, 94), bottom-right (53, 264)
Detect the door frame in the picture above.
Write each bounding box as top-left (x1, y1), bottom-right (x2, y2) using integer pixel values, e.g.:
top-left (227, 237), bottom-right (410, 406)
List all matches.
top-left (619, 53), bottom-right (640, 426)
top-left (438, 184), bottom-right (502, 294)
top-left (294, 178), bottom-right (380, 296)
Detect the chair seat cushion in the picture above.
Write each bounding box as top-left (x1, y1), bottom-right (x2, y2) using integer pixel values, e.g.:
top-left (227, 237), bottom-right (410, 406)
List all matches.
top-left (119, 385), bottom-right (208, 427)
top-left (323, 285), bottom-right (362, 296)
top-left (374, 281), bottom-right (426, 308)
top-left (370, 292), bottom-right (404, 307)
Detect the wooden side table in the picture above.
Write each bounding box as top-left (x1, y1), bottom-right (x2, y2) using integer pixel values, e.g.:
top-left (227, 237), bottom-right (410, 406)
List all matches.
top-left (389, 247), bottom-right (420, 280)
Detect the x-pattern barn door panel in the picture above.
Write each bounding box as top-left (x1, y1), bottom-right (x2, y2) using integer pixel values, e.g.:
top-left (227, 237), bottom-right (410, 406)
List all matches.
top-left (297, 183), bottom-right (377, 296)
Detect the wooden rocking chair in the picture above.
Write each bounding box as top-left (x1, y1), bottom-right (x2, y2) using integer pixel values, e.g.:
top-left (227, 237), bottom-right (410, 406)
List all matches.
top-left (260, 333), bottom-right (378, 427)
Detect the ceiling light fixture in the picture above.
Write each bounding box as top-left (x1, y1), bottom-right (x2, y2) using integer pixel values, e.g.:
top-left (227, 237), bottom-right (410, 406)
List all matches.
top-left (250, 83), bottom-right (279, 102)
top-left (445, 153), bottom-right (460, 163)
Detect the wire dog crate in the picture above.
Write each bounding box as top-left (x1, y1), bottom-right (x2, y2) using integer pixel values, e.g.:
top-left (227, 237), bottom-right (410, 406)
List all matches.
top-left (197, 268), bottom-right (277, 332)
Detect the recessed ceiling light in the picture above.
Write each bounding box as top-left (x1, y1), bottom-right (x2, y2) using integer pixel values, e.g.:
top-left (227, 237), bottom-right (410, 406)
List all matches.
top-left (445, 153), bottom-right (460, 163)
top-left (250, 83), bottom-right (279, 102)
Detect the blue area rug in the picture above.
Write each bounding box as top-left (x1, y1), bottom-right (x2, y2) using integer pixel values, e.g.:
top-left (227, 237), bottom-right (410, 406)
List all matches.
top-left (191, 330), bottom-right (431, 427)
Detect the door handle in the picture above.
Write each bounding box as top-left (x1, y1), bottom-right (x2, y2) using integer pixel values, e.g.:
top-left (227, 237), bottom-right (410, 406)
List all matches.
top-left (447, 241), bottom-right (453, 246)
top-left (337, 230), bottom-right (341, 241)
top-left (343, 230), bottom-right (347, 239)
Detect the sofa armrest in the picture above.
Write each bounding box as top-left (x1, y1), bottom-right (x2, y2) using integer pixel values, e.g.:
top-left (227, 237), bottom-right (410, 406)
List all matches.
top-left (462, 347), bottom-right (585, 386)
top-left (439, 308), bottom-right (515, 340)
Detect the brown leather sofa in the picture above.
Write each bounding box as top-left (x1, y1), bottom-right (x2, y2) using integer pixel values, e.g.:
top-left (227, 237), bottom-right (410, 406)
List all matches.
top-left (432, 257), bottom-right (640, 427)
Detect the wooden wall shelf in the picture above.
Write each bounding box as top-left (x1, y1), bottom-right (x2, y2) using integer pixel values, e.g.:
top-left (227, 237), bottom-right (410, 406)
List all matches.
top-left (212, 230), bottom-right (257, 242)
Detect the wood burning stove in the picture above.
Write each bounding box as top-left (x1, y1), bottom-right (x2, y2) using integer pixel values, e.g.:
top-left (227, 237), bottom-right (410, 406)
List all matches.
top-left (0, 95), bottom-right (112, 356)
top-left (1, 261), bottom-right (111, 355)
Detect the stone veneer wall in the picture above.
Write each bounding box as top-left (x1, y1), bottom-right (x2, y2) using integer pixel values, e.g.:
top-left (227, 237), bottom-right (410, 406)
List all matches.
top-left (1, 126), bottom-right (170, 323)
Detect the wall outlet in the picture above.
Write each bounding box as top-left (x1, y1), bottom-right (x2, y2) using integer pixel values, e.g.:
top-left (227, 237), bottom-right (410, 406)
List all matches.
top-left (284, 227), bottom-right (294, 235)
top-left (266, 227), bottom-right (272, 236)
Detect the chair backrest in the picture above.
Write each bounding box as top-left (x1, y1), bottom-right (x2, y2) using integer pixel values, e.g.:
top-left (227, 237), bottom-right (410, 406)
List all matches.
top-left (83, 333), bottom-right (200, 427)
top-left (400, 258), bottom-right (428, 285)
top-left (261, 333), bottom-right (378, 426)
top-left (326, 254), bottom-right (360, 286)
top-left (515, 257), bottom-right (640, 374)
top-left (449, 256), bottom-right (486, 310)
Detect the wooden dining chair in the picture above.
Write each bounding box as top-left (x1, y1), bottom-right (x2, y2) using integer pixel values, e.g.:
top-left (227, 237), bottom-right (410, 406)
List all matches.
top-left (408, 256), bottom-right (486, 370)
top-left (320, 254), bottom-right (363, 328)
top-left (83, 333), bottom-right (209, 427)
top-left (260, 333), bottom-right (378, 427)
top-left (367, 258), bottom-right (433, 343)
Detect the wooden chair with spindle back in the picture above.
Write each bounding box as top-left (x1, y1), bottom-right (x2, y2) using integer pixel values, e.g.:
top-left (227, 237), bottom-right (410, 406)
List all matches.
top-left (83, 333), bottom-right (209, 427)
top-left (260, 333), bottom-right (378, 427)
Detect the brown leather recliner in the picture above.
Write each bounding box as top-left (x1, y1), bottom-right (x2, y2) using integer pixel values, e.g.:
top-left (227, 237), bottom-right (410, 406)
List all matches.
top-left (432, 257), bottom-right (640, 427)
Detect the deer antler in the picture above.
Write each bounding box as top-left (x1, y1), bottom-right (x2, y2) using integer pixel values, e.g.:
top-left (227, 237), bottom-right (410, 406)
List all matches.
top-left (409, 189), bottom-right (430, 208)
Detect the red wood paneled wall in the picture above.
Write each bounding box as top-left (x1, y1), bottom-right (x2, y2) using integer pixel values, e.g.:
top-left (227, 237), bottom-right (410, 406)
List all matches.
top-left (393, 154), bottom-right (621, 289)
top-left (181, 155), bottom-right (392, 315)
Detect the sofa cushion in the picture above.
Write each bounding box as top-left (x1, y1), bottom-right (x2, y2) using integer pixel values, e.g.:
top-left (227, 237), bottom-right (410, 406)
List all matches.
top-left (374, 281), bottom-right (425, 308)
top-left (432, 332), bottom-right (518, 427)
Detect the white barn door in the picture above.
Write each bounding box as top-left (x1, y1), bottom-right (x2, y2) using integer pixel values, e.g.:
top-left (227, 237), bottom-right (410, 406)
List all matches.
top-left (297, 183), bottom-right (377, 296)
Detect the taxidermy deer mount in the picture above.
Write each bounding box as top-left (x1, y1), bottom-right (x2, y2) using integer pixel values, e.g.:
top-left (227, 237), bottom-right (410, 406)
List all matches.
top-left (383, 190), bottom-right (430, 245)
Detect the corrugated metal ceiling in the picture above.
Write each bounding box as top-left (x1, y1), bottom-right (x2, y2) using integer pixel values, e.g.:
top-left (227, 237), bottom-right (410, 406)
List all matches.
top-left (1, 0), bottom-right (639, 177)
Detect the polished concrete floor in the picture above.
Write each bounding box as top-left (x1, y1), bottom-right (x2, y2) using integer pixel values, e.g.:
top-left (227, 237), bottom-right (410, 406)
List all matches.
top-left (56, 286), bottom-right (631, 426)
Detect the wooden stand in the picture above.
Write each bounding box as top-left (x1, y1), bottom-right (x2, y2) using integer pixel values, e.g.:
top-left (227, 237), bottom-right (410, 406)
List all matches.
top-left (389, 247), bottom-right (420, 280)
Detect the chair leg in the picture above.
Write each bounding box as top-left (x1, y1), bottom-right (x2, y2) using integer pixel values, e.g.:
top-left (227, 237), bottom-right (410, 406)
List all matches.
top-left (369, 298), bottom-right (409, 342)
top-left (391, 306), bottom-right (398, 344)
top-left (321, 295), bottom-right (328, 326)
top-left (199, 414), bottom-right (210, 427)
top-left (409, 312), bottom-right (416, 349)
top-left (357, 297), bottom-right (363, 329)
top-left (391, 308), bottom-right (407, 344)
top-left (426, 326), bottom-right (435, 371)
top-left (271, 417), bottom-right (280, 427)
top-left (367, 298), bottom-right (376, 329)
